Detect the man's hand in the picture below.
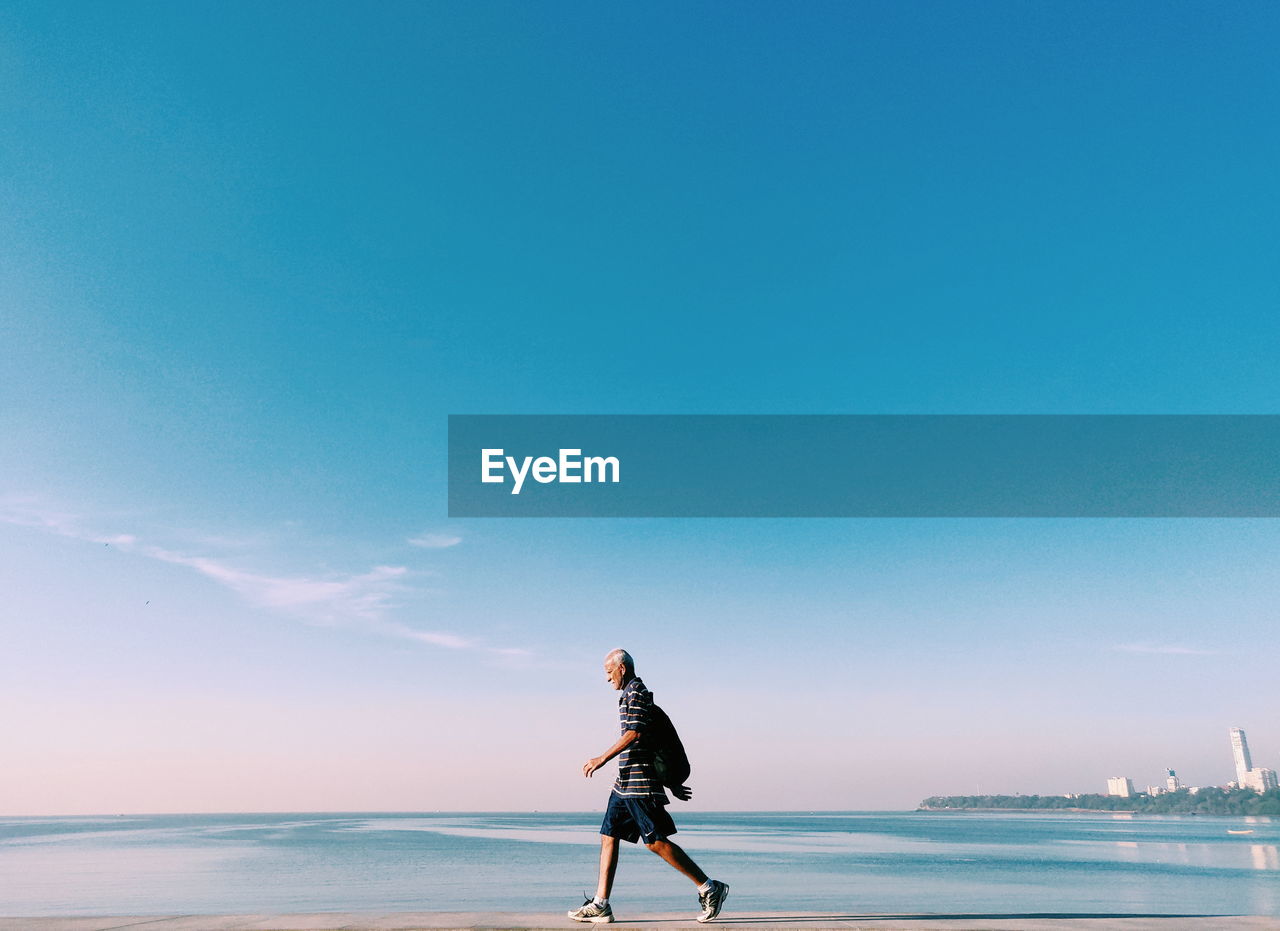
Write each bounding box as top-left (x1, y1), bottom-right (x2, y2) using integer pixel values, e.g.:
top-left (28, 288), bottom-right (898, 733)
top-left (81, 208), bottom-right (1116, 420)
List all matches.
top-left (670, 784), bottom-right (693, 801)
top-left (582, 730), bottom-right (640, 779)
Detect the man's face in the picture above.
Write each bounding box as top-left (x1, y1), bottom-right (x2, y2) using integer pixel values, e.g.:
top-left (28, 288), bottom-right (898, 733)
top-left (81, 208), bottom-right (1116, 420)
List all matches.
top-left (604, 658), bottom-right (626, 690)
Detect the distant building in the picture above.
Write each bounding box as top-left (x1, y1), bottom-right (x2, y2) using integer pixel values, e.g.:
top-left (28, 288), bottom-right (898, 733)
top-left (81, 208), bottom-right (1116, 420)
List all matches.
top-left (1241, 768), bottom-right (1279, 792)
top-left (1107, 776), bottom-right (1135, 798)
top-left (1230, 727), bottom-right (1276, 793)
top-left (1230, 727), bottom-right (1254, 785)
top-left (1166, 769), bottom-right (1182, 792)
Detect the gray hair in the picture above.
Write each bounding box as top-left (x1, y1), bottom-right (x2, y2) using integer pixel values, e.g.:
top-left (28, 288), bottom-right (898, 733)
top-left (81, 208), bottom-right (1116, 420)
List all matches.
top-left (605, 648), bottom-right (634, 673)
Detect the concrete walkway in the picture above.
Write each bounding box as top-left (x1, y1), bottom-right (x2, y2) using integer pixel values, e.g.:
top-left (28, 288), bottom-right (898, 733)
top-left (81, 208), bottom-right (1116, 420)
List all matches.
top-left (2, 914), bottom-right (1278, 930)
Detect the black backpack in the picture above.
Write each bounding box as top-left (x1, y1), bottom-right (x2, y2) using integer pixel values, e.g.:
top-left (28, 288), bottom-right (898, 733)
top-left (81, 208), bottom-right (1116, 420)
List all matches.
top-left (646, 696), bottom-right (691, 794)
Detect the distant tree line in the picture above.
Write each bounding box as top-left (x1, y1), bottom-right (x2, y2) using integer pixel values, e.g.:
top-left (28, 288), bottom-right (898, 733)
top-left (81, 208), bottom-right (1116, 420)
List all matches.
top-left (919, 787), bottom-right (1280, 816)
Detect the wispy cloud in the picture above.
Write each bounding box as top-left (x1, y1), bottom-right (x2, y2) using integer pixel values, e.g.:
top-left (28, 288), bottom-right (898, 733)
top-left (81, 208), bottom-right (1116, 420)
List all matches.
top-left (407, 532), bottom-right (462, 549)
top-left (173, 529), bottom-right (273, 550)
top-left (142, 550), bottom-right (498, 653)
top-left (0, 495), bottom-right (137, 546)
top-left (1, 495), bottom-right (526, 659)
top-left (1114, 642), bottom-right (1218, 656)
top-left (369, 621), bottom-right (533, 660)
top-left (374, 619), bottom-right (473, 649)
top-left (145, 547), bottom-right (408, 623)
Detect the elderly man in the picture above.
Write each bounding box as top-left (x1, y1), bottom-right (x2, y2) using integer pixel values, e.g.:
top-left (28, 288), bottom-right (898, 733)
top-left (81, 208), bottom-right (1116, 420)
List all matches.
top-left (568, 648), bottom-right (729, 924)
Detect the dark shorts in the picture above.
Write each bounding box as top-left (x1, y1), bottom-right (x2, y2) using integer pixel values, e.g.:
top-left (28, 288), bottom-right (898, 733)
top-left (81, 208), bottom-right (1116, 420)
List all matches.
top-left (600, 791), bottom-right (677, 845)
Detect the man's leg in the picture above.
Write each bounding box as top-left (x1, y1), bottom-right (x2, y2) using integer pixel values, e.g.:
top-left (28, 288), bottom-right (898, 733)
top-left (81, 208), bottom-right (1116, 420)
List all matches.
top-left (646, 832), bottom-right (730, 922)
top-left (596, 834), bottom-right (621, 900)
top-left (644, 838), bottom-right (708, 886)
top-left (570, 833), bottom-right (623, 922)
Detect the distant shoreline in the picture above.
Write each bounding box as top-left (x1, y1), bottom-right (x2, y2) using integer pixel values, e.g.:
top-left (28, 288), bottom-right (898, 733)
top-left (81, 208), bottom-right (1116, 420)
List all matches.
top-left (919, 789), bottom-right (1280, 817)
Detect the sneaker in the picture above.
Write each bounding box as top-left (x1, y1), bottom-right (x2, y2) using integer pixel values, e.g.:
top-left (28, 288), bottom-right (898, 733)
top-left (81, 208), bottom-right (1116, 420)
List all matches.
top-left (696, 880), bottom-right (729, 922)
top-left (568, 896), bottom-right (614, 923)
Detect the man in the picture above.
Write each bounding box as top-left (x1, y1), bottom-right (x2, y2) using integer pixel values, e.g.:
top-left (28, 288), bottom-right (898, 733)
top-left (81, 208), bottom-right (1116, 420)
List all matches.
top-left (568, 648), bottom-right (729, 924)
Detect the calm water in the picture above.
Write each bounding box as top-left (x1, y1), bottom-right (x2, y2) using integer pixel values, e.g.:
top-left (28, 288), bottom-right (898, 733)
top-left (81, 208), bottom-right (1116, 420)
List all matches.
top-left (1, 811), bottom-right (1277, 917)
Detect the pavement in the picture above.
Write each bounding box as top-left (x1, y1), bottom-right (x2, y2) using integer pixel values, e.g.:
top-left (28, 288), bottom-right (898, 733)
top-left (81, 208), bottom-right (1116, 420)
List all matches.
top-left (2, 914), bottom-right (1278, 931)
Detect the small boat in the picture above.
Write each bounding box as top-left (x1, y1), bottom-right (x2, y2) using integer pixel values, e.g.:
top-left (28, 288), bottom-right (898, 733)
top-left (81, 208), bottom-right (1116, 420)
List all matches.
top-left (1227, 829), bottom-right (1254, 835)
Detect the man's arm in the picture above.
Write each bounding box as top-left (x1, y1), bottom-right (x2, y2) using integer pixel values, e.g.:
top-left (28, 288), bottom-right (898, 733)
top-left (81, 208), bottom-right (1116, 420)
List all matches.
top-left (582, 729), bottom-right (639, 778)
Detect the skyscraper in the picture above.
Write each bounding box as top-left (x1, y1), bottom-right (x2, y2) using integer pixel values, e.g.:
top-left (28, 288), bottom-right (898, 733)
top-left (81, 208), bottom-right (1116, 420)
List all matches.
top-left (1230, 727), bottom-right (1254, 786)
top-left (1106, 776), bottom-right (1135, 798)
top-left (1166, 768), bottom-right (1182, 792)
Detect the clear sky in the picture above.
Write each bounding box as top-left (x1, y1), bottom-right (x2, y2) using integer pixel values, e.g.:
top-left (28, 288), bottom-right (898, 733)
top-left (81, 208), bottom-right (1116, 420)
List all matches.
top-left (2, 1), bottom-right (1279, 814)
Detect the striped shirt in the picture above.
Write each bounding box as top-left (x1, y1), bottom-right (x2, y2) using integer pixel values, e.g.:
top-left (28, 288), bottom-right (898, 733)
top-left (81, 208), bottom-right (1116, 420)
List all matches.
top-left (614, 677), bottom-right (668, 801)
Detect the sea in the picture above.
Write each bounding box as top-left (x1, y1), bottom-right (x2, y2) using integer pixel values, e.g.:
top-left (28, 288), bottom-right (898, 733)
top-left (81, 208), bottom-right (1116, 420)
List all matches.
top-left (1, 811), bottom-right (1277, 918)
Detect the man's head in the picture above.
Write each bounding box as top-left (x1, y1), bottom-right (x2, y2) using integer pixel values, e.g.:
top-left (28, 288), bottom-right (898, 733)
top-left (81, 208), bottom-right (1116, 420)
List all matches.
top-left (603, 648), bottom-right (634, 690)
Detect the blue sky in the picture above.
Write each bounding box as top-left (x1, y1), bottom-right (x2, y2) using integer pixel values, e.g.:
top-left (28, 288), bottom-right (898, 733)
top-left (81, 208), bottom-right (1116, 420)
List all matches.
top-left (2, 1), bottom-right (1279, 813)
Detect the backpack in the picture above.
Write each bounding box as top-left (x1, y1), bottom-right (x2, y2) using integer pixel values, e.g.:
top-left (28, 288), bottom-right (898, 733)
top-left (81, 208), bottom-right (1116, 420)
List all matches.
top-left (646, 695), bottom-right (691, 794)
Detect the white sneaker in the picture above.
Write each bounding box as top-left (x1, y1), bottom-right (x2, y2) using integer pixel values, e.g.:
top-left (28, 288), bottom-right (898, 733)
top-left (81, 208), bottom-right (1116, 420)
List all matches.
top-left (568, 897), bottom-right (614, 923)
top-left (697, 880), bottom-right (729, 922)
